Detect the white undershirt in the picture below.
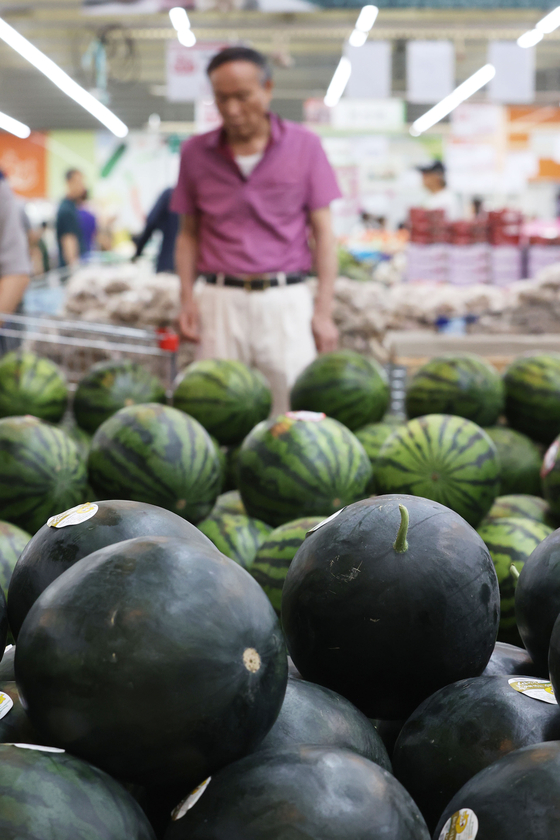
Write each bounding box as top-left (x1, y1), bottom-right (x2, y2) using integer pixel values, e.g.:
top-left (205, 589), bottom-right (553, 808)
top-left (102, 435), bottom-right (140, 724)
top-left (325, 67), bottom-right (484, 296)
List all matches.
top-left (235, 152), bottom-right (264, 178)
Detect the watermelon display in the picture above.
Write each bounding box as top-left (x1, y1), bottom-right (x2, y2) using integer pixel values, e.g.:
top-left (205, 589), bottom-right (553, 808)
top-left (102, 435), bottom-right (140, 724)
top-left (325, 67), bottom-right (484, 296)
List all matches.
top-left (0, 682), bottom-right (44, 746)
top-left (0, 416), bottom-right (88, 534)
top-left (198, 513), bottom-right (271, 569)
top-left (223, 443), bottom-right (241, 491)
top-left (8, 499), bottom-right (219, 639)
top-left (88, 403), bottom-right (222, 523)
top-left (250, 516), bottom-right (323, 613)
top-left (63, 423), bottom-right (92, 460)
top-left (16, 536), bottom-right (288, 788)
top-left (483, 641), bottom-right (542, 678)
top-left (289, 350), bottom-right (390, 431)
top-left (485, 426), bottom-right (543, 497)
top-left (405, 353), bottom-right (504, 427)
top-left (354, 420), bottom-right (401, 493)
top-left (0, 521), bottom-right (30, 595)
top-left (504, 352), bottom-right (560, 444)
top-left (393, 674), bottom-right (560, 832)
top-left (211, 490), bottom-right (246, 517)
top-left (516, 529), bottom-right (560, 672)
top-left (0, 351), bottom-right (68, 423)
top-left (237, 411), bottom-right (372, 527)
top-left (165, 746), bottom-right (430, 840)
top-left (542, 434), bottom-right (560, 517)
top-left (435, 742), bottom-right (560, 840)
top-left (282, 496), bottom-right (499, 720)
top-left (0, 743), bottom-right (156, 839)
top-left (173, 359), bottom-right (271, 446)
top-left (477, 516), bottom-right (553, 644)
top-left (483, 494), bottom-right (554, 526)
top-left (375, 414), bottom-right (500, 528)
top-left (73, 359), bottom-right (166, 434)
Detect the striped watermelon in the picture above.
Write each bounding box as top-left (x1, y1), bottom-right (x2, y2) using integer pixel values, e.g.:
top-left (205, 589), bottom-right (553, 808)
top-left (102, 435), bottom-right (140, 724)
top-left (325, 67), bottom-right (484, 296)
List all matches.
top-left (290, 350), bottom-right (389, 431)
top-left (541, 435), bottom-right (560, 518)
top-left (237, 411), bottom-right (372, 527)
top-left (477, 516), bottom-right (553, 644)
top-left (0, 521), bottom-right (30, 595)
top-left (355, 420), bottom-right (403, 493)
top-left (212, 490), bottom-right (246, 517)
top-left (406, 353), bottom-right (504, 427)
top-left (173, 359), bottom-right (271, 446)
top-left (88, 403), bottom-right (222, 523)
top-left (223, 444), bottom-right (241, 491)
top-left (375, 414), bottom-right (500, 527)
top-left (504, 353), bottom-right (560, 444)
top-left (198, 513), bottom-right (271, 569)
top-left (73, 360), bottom-right (166, 434)
top-left (0, 351), bottom-right (67, 423)
top-left (251, 517), bottom-right (324, 614)
top-left (0, 416), bottom-right (88, 534)
top-left (483, 494), bottom-right (555, 527)
top-left (485, 426), bottom-right (543, 497)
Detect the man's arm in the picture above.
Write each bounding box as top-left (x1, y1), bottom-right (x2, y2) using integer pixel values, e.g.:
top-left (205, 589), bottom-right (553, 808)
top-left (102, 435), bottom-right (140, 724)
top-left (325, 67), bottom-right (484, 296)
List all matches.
top-left (0, 181), bottom-right (30, 314)
top-left (0, 274), bottom-right (29, 314)
top-left (61, 233), bottom-right (80, 267)
top-left (175, 214), bottom-right (200, 342)
top-left (309, 206), bottom-right (339, 354)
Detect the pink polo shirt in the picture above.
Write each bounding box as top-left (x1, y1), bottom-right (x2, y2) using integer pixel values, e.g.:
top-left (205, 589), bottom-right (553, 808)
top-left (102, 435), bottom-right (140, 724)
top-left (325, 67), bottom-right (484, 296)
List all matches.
top-left (170, 114), bottom-right (341, 275)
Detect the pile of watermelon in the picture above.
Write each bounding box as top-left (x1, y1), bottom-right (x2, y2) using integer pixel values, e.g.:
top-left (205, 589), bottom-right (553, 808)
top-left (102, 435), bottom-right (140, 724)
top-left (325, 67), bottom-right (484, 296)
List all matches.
top-left (1, 346), bottom-right (560, 837)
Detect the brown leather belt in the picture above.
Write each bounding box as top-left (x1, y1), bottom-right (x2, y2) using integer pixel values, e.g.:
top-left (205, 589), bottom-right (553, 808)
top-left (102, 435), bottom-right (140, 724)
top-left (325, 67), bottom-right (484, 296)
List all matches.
top-left (203, 272), bottom-right (304, 291)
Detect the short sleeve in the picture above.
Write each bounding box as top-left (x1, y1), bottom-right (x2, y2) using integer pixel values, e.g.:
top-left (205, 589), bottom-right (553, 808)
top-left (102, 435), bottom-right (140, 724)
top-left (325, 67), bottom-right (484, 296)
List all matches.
top-left (170, 141), bottom-right (197, 216)
top-left (0, 183), bottom-right (31, 277)
top-left (57, 205), bottom-right (81, 239)
top-left (305, 134), bottom-right (342, 212)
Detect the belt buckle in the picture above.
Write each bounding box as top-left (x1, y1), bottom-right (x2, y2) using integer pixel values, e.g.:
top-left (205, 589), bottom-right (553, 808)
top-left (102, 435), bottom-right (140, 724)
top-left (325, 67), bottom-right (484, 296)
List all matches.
top-left (243, 278), bottom-right (252, 292)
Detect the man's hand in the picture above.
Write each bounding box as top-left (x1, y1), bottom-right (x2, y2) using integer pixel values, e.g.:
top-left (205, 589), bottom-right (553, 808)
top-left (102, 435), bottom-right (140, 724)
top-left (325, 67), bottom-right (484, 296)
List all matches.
top-left (312, 311), bottom-right (338, 354)
top-left (179, 299), bottom-right (200, 343)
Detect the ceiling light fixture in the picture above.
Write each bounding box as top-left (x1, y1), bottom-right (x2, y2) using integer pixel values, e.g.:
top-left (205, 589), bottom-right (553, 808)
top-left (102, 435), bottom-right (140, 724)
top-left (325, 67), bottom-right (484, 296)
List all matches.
top-left (536, 5), bottom-right (560, 33)
top-left (169, 6), bottom-right (196, 47)
top-left (0, 109), bottom-right (30, 139)
top-left (347, 5), bottom-right (378, 49)
top-left (517, 28), bottom-right (544, 48)
top-left (324, 56), bottom-right (352, 107)
top-left (410, 63), bottom-right (496, 136)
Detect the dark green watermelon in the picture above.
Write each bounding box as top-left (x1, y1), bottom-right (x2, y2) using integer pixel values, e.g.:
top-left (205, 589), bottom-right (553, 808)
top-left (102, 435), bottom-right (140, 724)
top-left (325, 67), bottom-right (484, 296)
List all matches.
top-left (504, 353), bottom-right (560, 444)
top-left (88, 404), bottom-right (222, 523)
top-left (290, 350), bottom-right (390, 431)
top-left (173, 359), bottom-right (271, 446)
top-left (73, 359), bottom-right (166, 434)
top-left (542, 435), bottom-right (560, 518)
top-left (211, 490), bottom-right (246, 517)
top-left (482, 494), bottom-right (555, 527)
top-left (485, 426), bottom-right (543, 497)
top-left (0, 351), bottom-right (68, 423)
top-left (164, 746), bottom-right (430, 840)
top-left (0, 520), bottom-right (30, 595)
top-left (516, 529), bottom-right (560, 673)
top-left (477, 516), bottom-right (553, 645)
top-left (393, 674), bottom-right (560, 832)
top-left (8, 499), bottom-right (219, 639)
top-left (0, 416), bottom-right (88, 534)
top-left (253, 676), bottom-right (391, 771)
top-left (250, 516), bottom-right (324, 614)
top-left (237, 411), bottom-right (372, 527)
top-left (282, 495), bottom-right (500, 720)
top-left (354, 420), bottom-right (401, 493)
top-left (198, 513), bottom-right (271, 569)
top-left (483, 641), bottom-right (542, 678)
top-left (0, 681), bottom-right (44, 746)
top-left (16, 536), bottom-right (288, 788)
top-left (0, 743), bottom-right (155, 839)
top-left (434, 741), bottom-right (560, 840)
top-left (375, 414), bottom-right (500, 528)
top-left (406, 353), bottom-right (504, 426)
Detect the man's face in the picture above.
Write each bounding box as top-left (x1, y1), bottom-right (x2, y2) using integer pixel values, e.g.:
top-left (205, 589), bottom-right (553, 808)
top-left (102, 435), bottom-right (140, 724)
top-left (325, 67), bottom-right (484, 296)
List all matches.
top-left (422, 172), bottom-right (444, 193)
top-left (210, 60), bottom-right (273, 141)
top-left (67, 171), bottom-right (86, 201)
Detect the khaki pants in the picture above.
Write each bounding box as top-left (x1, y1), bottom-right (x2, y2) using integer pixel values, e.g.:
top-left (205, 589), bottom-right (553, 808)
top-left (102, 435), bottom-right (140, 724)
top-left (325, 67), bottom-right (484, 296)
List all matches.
top-left (195, 280), bottom-right (317, 416)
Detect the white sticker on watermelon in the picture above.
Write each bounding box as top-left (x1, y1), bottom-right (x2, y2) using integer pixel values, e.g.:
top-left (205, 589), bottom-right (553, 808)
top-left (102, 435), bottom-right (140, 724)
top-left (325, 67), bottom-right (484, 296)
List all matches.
top-left (508, 677), bottom-right (558, 705)
top-left (306, 507), bottom-right (346, 536)
top-left (0, 692), bottom-right (13, 721)
top-left (439, 808), bottom-right (478, 840)
top-left (8, 744), bottom-right (65, 753)
top-left (171, 777), bottom-right (211, 821)
top-left (47, 502), bottom-right (98, 529)
top-left (285, 411), bottom-right (326, 422)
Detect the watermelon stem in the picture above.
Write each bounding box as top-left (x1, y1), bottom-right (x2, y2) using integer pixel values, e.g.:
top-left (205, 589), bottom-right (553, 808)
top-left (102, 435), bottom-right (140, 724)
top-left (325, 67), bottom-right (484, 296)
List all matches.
top-left (393, 504), bottom-right (409, 553)
top-left (510, 564), bottom-right (520, 580)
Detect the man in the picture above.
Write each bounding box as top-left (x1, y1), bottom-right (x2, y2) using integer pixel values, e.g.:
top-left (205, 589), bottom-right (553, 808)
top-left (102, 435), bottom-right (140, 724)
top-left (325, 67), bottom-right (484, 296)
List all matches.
top-left (133, 188), bottom-right (179, 273)
top-left (56, 169), bottom-right (87, 268)
top-left (418, 161), bottom-right (462, 221)
top-left (171, 46), bottom-right (341, 414)
top-left (0, 172), bottom-right (30, 318)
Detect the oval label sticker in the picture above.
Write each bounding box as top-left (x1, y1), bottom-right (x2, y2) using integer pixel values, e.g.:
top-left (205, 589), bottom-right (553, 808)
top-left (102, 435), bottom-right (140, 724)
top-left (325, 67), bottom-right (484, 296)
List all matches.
top-left (541, 439), bottom-right (560, 478)
top-left (171, 777), bottom-right (211, 821)
top-left (0, 692), bottom-right (13, 721)
top-left (306, 507), bottom-right (345, 536)
top-left (285, 411), bottom-right (326, 422)
top-left (508, 677), bottom-right (557, 704)
top-left (47, 502), bottom-right (98, 529)
top-left (439, 809), bottom-right (478, 840)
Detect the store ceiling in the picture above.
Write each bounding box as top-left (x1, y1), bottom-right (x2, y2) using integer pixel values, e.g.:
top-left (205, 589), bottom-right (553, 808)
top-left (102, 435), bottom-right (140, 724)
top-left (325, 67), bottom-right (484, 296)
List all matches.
top-left (0, 0), bottom-right (560, 129)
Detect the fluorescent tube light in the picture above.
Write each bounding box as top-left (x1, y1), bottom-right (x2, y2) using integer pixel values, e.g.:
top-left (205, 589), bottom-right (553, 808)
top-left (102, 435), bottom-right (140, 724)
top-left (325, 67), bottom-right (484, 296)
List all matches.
top-left (517, 28), bottom-right (544, 47)
top-left (348, 29), bottom-right (368, 47)
top-left (0, 109), bottom-right (30, 139)
top-left (177, 28), bottom-right (196, 47)
top-left (169, 7), bottom-right (191, 31)
top-left (324, 56), bottom-right (352, 107)
top-left (0, 17), bottom-right (128, 138)
top-left (355, 5), bottom-right (379, 32)
top-left (536, 5), bottom-right (560, 33)
top-left (410, 63), bottom-right (496, 136)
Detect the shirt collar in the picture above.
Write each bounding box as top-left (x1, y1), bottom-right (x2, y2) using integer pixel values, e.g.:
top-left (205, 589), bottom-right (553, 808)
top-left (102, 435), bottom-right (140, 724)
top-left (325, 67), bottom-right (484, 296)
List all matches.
top-left (205, 112), bottom-right (283, 150)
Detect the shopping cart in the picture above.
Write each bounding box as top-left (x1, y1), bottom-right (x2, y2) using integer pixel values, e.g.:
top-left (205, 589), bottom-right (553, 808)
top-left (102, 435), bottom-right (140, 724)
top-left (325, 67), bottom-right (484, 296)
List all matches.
top-left (0, 313), bottom-right (180, 393)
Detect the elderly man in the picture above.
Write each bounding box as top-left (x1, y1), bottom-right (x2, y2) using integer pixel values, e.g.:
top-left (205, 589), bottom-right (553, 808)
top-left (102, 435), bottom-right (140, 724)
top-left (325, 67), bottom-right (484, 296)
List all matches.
top-left (0, 172), bottom-right (30, 318)
top-left (171, 46), bottom-right (341, 414)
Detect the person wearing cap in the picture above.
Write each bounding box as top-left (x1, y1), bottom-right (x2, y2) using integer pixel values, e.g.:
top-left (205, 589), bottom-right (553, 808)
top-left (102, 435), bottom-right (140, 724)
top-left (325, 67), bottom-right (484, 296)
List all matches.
top-left (0, 172), bottom-right (30, 318)
top-left (171, 46), bottom-right (341, 415)
top-left (418, 161), bottom-right (462, 221)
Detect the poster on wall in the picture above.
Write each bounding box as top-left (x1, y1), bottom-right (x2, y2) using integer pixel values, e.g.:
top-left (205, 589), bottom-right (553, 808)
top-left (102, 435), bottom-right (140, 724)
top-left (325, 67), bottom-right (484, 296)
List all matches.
top-left (166, 41), bottom-right (225, 102)
top-left (0, 133), bottom-right (47, 199)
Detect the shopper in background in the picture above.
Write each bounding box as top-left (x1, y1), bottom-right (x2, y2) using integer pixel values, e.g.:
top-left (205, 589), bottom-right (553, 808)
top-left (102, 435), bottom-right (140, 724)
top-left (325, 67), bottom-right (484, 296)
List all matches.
top-left (0, 171), bottom-right (31, 316)
top-left (418, 161), bottom-right (462, 220)
top-left (133, 187), bottom-right (178, 273)
top-left (56, 169), bottom-right (87, 268)
top-left (77, 190), bottom-right (97, 258)
top-left (172, 46), bottom-right (341, 414)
